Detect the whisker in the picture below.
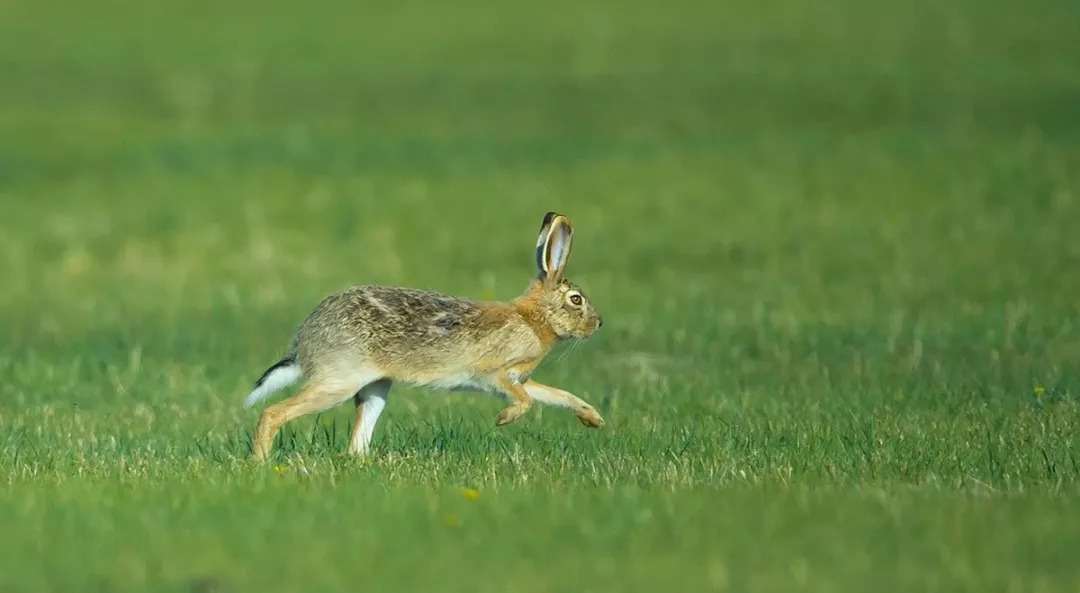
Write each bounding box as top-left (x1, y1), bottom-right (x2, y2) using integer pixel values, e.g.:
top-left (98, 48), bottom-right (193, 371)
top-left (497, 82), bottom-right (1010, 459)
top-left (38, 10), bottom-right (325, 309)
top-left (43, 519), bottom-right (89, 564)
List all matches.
top-left (555, 340), bottom-right (572, 362)
top-left (557, 338), bottom-right (582, 363)
top-left (556, 344), bottom-right (572, 363)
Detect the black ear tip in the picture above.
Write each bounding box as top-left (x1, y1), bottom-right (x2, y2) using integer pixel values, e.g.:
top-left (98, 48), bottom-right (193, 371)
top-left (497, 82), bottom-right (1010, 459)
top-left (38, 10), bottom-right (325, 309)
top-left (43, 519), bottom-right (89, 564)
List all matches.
top-left (541, 211), bottom-right (558, 226)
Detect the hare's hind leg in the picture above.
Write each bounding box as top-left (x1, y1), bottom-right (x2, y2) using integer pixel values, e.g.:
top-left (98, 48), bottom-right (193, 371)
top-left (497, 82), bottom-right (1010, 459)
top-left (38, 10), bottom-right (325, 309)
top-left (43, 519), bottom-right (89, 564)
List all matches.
top-left (349, 379), bottom-right (392, 456)
top-left (252, 368), bottom-right (382, 461)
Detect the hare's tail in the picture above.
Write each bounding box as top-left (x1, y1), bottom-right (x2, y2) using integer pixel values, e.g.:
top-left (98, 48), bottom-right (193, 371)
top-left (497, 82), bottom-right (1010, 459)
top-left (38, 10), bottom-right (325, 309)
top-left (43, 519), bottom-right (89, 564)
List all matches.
top-left (244, 354), bottom-right (302, 408)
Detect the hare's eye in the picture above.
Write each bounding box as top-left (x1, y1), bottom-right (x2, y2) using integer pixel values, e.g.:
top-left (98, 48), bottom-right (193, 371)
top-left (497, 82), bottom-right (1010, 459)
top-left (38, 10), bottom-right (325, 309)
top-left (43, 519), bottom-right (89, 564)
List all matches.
top-left (569, 294), bottom-right (583, 306)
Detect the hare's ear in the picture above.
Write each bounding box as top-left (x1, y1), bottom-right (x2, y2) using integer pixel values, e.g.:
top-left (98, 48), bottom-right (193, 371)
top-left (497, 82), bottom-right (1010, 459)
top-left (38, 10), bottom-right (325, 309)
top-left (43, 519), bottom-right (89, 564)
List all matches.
top-left (535, 212), bottom-right (557, 274)
top-left (535, 212), bottom-right (573, 282)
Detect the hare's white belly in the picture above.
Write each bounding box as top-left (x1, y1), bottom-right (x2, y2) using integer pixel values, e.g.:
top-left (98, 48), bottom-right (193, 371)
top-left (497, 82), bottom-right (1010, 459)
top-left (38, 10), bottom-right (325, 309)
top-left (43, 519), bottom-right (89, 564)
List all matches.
top-left (418, 372), bottom-right (492, 393)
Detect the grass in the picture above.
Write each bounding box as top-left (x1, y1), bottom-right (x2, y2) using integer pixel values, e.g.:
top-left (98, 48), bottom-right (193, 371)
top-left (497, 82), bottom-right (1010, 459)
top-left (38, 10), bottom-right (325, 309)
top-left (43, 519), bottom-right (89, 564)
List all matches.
top-left (2, 0), bottom-right (1080, 590)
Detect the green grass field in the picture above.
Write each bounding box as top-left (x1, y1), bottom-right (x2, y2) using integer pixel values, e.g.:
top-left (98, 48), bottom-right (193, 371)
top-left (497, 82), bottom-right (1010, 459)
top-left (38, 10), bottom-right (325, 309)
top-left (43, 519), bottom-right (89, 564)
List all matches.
top-left (3, 0), bottom-right (1080, 590)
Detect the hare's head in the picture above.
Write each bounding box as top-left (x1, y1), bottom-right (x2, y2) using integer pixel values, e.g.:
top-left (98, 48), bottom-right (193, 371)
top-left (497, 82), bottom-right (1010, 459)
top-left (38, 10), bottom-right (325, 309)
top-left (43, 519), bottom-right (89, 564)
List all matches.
top-left (528, 212), bottom-right (603, 340)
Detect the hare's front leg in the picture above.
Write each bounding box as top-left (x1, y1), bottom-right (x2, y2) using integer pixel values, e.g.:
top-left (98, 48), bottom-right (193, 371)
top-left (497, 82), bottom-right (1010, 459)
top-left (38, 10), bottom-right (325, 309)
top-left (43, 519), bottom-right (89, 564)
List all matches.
top-left (493, 374), bottom-right (534, 426)
top-left (523, 380), bottom-right (605, 428)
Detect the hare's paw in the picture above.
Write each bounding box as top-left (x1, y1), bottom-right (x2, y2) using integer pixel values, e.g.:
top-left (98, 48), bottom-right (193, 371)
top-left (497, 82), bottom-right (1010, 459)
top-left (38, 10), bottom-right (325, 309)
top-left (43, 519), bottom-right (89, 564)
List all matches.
top-left (495, 403), bottom-right (531, 426)
top-left (576, 405), bottom-right (605, 428)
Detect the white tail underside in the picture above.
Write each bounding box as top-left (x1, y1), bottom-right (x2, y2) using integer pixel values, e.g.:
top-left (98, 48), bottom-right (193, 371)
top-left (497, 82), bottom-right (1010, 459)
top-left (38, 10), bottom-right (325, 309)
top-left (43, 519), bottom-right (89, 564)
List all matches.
top-left (244, 363), bottom-right (302, 407)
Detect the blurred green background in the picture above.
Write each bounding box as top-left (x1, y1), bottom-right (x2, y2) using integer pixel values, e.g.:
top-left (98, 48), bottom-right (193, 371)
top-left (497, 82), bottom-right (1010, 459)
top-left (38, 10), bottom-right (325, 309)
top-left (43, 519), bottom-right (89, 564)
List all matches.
top-left (2, 0), bottom-right (1080, 591)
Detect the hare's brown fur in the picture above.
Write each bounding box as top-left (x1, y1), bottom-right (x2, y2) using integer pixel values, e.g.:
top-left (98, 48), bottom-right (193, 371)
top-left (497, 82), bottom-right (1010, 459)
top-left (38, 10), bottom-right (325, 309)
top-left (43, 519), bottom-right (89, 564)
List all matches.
top-left (246, 212), bottom-right (604, 461)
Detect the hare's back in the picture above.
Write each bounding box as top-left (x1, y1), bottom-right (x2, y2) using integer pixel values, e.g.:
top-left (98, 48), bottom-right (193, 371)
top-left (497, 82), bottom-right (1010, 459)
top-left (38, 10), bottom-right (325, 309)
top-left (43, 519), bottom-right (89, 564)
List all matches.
top-left (297, 285), bottom-right (487, 355)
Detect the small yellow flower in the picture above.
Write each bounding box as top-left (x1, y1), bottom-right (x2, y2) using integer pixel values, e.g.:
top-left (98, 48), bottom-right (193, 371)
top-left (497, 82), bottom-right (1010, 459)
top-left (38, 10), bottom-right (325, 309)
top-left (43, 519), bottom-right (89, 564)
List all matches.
top-left (1034, 385), bottom-right (1046, 396)
top-left (462, 488), bottom-right (481, 501)
top-left (273, 464), bottom-right (287, 474)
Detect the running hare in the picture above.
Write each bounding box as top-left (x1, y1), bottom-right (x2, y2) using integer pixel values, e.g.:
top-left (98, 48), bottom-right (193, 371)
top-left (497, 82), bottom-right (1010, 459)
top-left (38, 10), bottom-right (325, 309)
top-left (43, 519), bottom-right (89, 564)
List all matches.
top-left (244, 212), bottom-right (605, 460)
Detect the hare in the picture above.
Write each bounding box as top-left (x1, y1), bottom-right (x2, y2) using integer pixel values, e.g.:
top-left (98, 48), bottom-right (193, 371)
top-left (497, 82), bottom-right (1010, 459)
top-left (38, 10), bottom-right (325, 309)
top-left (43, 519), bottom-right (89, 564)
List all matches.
top-left (244, 211), bottom-right (605, 460)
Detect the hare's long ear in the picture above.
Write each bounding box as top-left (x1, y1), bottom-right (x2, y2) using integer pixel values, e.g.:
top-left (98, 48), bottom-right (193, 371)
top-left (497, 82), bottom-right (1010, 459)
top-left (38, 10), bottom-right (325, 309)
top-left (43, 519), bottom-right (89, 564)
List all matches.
top-left (535, 212), bottom-right (557, 274)
top-left (535, 212), bottom-right (573, 282)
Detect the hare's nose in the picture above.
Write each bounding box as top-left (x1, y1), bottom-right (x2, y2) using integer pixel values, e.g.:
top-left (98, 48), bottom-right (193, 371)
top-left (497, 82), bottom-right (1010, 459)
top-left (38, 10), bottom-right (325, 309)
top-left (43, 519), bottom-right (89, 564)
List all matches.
top-left (598, 316), bottom-right (604, 328)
